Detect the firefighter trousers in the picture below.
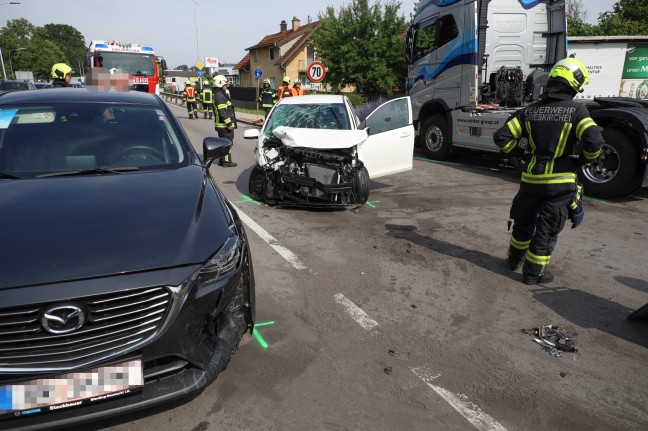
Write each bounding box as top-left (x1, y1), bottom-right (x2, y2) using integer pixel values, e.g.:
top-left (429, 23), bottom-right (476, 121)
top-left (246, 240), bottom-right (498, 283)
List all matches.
top-left (217, 128), bottom-right (235, 164)
top-left (186, 101), bottom-right (198, 119)
top-left (508, 188), bottom-right (572, 277)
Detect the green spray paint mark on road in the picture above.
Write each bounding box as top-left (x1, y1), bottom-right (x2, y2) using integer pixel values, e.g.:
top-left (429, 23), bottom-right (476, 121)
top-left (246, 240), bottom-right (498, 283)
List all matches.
top-left (253, 321), bottom-right (276, 349)
top-left (235, 194), bottom-right (262, 205)
top-left (584, 195), bottom-right (609, 203)
top-left (365, 200), bottom-right (380, 208)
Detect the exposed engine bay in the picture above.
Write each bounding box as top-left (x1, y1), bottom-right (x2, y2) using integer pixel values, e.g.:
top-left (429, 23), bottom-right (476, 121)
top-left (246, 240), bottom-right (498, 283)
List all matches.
top-left (248, 127), bottom-right (370, 208)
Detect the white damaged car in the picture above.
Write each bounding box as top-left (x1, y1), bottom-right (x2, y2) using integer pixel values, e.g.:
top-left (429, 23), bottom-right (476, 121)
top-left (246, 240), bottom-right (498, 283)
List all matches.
top-left (243, 94), bottom-right (414, 208)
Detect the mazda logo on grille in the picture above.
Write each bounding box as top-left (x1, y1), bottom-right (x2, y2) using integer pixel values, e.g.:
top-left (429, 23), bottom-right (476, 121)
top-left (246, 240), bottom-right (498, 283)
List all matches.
top-left (41, 304), bottom-right (86, 334)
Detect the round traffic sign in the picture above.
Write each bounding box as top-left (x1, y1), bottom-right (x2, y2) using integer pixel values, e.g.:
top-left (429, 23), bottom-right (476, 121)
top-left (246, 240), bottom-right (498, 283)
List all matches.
top-left (254, 68), bottom-right (263, 78)
top-left (307, 61), bottom-right (326, 83)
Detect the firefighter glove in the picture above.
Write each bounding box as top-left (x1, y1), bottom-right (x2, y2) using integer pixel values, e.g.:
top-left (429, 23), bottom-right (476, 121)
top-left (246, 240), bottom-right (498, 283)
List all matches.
top-left (568, 183), bottom-right (584, 229)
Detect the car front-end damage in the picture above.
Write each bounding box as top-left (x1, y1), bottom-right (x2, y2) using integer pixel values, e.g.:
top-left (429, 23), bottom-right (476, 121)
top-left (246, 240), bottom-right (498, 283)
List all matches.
top-left (248, 126), bottom-right (371, 208)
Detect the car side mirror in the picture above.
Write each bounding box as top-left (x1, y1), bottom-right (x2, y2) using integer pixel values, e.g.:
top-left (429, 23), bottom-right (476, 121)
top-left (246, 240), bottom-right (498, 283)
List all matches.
top-left (203, 137), bottom-right (232, 168)
top-left (243, 129), bottom-right (260, 139)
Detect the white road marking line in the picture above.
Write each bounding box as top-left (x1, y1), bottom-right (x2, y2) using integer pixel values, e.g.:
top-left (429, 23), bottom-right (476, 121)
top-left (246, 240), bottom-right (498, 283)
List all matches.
top-left (411, 367), bottom-right (508, 431)
top-left (234, 206), bottom-right (307, 270)
top-left (334, 293), bottom-right (379, 334)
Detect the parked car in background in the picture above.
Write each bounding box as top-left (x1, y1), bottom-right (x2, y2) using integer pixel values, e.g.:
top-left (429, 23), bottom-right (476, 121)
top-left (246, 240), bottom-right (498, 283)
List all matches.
top-left (0, 88), bottom-right (255, 430)
top-left (0, 80), bottom-right (36, 92)
top-left (69, 81), bottom-right (85, 88)
top-left (243, 94), bottom-right (415, 208)
top-left (33, 82), bottom-right (54, 89)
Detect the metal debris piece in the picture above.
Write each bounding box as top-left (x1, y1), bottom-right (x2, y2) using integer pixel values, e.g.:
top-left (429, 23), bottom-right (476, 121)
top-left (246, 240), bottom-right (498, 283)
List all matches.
top-left (524, 324), bottom-right (577, 354)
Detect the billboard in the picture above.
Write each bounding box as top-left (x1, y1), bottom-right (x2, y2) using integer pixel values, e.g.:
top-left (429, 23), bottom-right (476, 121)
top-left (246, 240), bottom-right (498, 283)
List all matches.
top-left (205, 57), bottom-right (219, 68)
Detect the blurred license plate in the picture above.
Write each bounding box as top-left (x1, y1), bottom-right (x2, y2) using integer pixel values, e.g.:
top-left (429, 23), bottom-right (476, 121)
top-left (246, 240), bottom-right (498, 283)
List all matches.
top-left (0, 358), bottom-right (143, 420)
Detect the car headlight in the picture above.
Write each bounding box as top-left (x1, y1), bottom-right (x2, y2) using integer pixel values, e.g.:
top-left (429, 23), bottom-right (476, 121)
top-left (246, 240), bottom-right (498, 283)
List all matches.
top-left (193, 234), bottom-right (241, 284)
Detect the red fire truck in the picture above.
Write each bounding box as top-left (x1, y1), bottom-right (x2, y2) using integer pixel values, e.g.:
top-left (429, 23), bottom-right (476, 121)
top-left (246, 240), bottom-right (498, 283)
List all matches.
top-left (86, 40), bottom-right (167, 94)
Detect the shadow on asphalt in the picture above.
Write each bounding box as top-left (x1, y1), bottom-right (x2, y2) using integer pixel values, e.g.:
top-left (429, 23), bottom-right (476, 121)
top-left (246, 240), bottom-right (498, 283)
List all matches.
top-left (528, 285), bottom-right (648, 348)
top-left (384, 223), bottom-right (519, 282)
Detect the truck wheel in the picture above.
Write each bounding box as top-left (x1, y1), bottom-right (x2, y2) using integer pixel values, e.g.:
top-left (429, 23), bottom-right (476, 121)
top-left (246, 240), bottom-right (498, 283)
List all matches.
top-left (248, 166), bottom-right (267, 202)
top-left (578, 128), bottom-right (641, 198)
top-left (352, 167), bottom-right (370, 205)
top-left (420, 115), bottom-right (450, 160)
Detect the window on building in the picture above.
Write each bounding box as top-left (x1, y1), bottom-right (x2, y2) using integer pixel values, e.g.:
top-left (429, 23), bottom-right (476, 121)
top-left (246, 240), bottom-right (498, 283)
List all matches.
top-left (269, 48), bottom-right (275, 61)
top-left (254, 51), bottom-right (258, 62)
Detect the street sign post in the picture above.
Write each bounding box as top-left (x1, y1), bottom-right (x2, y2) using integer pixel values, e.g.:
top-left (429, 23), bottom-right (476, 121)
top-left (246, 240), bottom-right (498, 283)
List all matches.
top-left (254, 69), bottom-right (263, 114)
top-left (307, 61), bottom-right (326, 84)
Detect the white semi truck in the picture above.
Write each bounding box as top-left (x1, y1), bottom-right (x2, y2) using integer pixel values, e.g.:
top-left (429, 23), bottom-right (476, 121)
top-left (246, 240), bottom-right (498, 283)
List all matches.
top-left (405, 0), bottom-right (648, 198)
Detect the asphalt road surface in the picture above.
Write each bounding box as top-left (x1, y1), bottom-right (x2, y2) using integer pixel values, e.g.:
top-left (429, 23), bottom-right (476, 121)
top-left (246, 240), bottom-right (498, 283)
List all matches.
top-left (69, 102), bottom-right (648, 431)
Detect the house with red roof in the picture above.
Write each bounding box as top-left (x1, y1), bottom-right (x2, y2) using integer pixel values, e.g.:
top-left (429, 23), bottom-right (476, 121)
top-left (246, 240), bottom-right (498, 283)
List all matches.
top-left (235, 17), bottom-right (320, 89)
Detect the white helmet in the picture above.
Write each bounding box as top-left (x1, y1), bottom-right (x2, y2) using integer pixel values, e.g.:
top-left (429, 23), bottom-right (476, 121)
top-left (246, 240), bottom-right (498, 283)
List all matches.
top-left (263, 78), bottom-right (270, 85)
top-left (212, 75), bottom-right (228, 88)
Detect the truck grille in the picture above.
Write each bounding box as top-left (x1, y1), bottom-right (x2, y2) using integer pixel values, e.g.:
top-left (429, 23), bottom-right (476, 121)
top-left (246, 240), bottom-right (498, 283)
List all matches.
top-left (0, 287), bottom-right (171, 371)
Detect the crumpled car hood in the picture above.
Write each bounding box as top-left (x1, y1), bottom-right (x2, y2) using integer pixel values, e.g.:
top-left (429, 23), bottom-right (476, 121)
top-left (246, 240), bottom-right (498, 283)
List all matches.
top-left (273, 126), bottom-right (368, 149)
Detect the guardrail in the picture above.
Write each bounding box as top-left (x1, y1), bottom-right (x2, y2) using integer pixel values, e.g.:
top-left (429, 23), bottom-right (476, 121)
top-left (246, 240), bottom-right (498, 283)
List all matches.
top-left (160, 91), bottom-right (259, 111)
top-left (160, 92), bottom-right (185, 105)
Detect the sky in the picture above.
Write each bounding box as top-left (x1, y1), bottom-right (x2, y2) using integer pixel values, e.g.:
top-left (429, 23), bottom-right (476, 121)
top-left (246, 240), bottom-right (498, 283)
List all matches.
top-left (2, 0), bottom-right (618, 69)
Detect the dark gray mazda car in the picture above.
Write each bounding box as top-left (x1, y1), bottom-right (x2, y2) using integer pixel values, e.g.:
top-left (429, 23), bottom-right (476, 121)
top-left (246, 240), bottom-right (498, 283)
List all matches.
top-left (0, 89), bottom-right (255, 430)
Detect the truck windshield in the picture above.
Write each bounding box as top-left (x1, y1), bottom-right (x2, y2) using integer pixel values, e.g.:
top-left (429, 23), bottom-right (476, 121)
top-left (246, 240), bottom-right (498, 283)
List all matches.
top-left (97, 52), bottom-right (155, 76)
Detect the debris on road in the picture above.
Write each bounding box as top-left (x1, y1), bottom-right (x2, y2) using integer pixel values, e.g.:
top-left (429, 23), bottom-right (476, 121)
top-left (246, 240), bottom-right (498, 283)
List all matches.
top-left (522, 325), bottom-right (578, 356)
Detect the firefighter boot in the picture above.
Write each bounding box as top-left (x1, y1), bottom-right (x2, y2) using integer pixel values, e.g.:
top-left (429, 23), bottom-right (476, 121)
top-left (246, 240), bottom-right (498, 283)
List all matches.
top-left (189, 114), bottom-right (193, 119)
top-left (522, 260), bottom-right (555, 285)
top-left (507, 246), bottom-right (526, 271)
top-left (204, 112), bottom-right (208, 119)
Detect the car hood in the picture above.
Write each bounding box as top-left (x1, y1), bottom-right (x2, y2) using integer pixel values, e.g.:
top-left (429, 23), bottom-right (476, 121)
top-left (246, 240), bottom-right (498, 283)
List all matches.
top-left (0, 166), bottom-right (233, 289)
top-left (273, 126), bottom-right (368, 149)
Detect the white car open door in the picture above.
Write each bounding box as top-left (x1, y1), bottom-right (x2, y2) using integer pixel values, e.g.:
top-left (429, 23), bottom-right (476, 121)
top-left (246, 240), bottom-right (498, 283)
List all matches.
top-left (358, 96), bottom-right (414, 179)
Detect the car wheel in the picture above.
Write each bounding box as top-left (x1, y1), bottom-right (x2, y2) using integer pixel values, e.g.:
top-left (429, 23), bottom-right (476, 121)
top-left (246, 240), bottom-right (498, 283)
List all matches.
top-left (248, 166), bottom-right (267, 202)
top-left (420, 114), bottom-right (450, 160)
top-left (578, 127), bottom-right (642, 198)
top-left (352, 166), bottom-right (370, 205)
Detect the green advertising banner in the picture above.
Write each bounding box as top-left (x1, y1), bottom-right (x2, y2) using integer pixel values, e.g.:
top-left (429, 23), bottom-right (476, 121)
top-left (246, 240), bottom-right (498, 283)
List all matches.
top-left (622, 43), bottom-right (648, 79)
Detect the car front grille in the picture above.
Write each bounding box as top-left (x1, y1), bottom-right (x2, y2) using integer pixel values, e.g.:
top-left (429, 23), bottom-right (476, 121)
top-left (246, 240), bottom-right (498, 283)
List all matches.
top-left (306, 163), bottom-right (338, 185)
top-left (0, 286), bottom-right (171, 371)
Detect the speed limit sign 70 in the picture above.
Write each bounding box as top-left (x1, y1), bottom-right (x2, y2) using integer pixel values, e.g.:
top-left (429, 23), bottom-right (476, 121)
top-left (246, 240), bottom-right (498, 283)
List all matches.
top-left (307, 61), bottom-right (326, 83)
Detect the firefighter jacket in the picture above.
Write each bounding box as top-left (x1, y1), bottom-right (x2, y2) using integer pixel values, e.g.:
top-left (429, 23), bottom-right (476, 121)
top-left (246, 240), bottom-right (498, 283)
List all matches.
top-left (494, 94), bottom-right (604, 193)
top-left (183, 86), bottom-right (196, 102)
top-left (214, 89), bottom-right (235, 129)
top-left (277, 84), bottom-right (291, 100)
top-left (290, 86), bottom-right (305, 96)
top-left (258, 88), bottom-right (277, 108)
top-left (201, 88), bottom-right (213, 104)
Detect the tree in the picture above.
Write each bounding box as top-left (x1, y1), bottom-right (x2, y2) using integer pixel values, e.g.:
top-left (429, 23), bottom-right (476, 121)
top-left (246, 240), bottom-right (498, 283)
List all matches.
top-left (0, 18), bottom-right (36, 78)
top-left (598, 0), bottom-right (648, 35)
top-left (313, 0), bottom-right (407, 98)
top-left (20, 37), bottom-right (66, 80)
top-left (34, 24), bottom-right (86, 73)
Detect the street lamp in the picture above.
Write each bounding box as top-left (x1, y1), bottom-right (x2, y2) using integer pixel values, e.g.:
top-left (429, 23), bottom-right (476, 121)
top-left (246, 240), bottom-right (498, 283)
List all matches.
top-left (9, 48), bottom-right (26, 79)
top-left (0, 2), bottom-right (20, 79)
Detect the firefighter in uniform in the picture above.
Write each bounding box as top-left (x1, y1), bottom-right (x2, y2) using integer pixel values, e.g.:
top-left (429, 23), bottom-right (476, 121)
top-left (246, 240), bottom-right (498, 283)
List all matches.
top-left (51, 63), bottom-right (73, 87)
top-left (493, 57), bottom-right (604, 285)
top-left (277, 76), bottom-right (292, 100)
top-left (258, 78), bottom-right (277, 118)
top-left (201, 81), bottom-right (214, 119)
top-left (183, 81), bottom-right (198, 119)
top-left (212, 75), bottom-right (237, 167)
top-left (289, 79), bottom-right (305, 96)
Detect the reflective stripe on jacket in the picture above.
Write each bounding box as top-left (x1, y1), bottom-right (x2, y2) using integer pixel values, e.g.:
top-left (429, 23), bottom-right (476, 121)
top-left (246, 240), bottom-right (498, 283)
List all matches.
top-left (258, 88), bottom-right (277, 107)
top-left (494, 97), bottom-right (604, 192)
top-left (214, 90), bottom-right (235, 129)
top-left (277, 84), bottom-right (291, 100)
top-left (201, 89), bottom-right (213, 104)
top-left (184, 86), bottom-right (196, 101)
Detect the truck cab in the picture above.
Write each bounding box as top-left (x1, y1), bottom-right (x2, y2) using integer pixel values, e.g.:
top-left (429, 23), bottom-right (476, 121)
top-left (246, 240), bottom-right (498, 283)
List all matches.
top-left (405, 0), bottom-right (648, 198)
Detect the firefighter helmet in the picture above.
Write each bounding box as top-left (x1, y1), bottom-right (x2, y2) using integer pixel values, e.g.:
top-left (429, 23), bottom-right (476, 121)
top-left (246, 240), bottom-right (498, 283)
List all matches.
top-left (51, 63), bottom-right (73, 80)
top-left (212, 75), bottom-right (228, 88)
top-left (282, 76), bottom-right (291, 84)
top-left (548, 58), bottom-right (590, 93)
top-left (263, 78), bottom-right (270, 85)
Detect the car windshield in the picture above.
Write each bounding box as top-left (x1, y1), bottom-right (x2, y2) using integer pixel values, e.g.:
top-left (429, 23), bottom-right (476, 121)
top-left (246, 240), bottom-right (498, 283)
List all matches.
top-left (0, 102), bottom-right (188, 177)
top-left (0, 82), bottom-right (30, 92)
top-left (264, 102), bottom-right (352, 137)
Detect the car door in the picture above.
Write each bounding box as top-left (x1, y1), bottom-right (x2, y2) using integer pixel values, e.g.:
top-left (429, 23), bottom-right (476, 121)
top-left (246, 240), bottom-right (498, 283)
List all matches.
top-left (358, 96), bottom-right (414, 179)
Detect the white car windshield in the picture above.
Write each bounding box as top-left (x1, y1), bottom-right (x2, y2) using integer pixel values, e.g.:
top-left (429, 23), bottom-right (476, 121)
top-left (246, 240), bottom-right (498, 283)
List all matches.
top-left (264, 103), bottom-right (352, 137)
